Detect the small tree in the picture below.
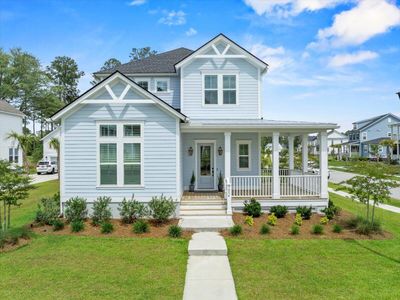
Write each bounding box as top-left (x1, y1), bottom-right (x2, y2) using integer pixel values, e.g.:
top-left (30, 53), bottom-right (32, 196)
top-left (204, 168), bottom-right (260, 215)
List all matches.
top-left (369, 144), bottom-right (380, 161)
top-left (380, 139), bottom-right (396, 163)
top-left (49, 137), bottom-right (60, 180)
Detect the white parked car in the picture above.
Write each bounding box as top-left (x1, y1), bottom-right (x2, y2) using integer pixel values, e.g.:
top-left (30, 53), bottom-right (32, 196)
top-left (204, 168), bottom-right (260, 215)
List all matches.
top-left (36, 160), bottom-right (58, 175)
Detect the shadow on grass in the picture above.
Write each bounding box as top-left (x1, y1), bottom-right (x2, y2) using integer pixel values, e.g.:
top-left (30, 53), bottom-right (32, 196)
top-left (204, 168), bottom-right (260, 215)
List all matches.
top-left (346, 239), bottom-right (400, 264)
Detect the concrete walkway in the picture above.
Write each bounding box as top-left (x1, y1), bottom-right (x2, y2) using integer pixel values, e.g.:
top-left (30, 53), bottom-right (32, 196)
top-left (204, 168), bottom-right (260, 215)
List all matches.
top-left (329, 188), bottom-right (400, 214)
top-left (30, 173), bottom-right (58, 184)
top-left (183, 232), bottom-right (237, 300)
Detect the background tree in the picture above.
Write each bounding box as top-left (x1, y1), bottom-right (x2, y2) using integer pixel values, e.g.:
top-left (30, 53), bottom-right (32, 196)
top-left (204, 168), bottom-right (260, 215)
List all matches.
top-left (7, 132), bottom-right (34, 173)
top-left (49, 138), bottom-right (60, 180)
top-left (100, 58), bottom-right (121, 71)
top-left (380, 139), bottom-right (395, 163)
top-left (46, 56), bottom-right (84, 104)
top-left (369, 144), bottom-right (380, 161)
top-left (129, 47), bottom-right (157, 61)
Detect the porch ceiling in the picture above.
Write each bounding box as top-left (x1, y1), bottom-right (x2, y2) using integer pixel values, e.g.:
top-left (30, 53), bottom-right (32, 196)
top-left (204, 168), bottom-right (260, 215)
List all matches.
top-left (182, 119), bottom-right (338, 133)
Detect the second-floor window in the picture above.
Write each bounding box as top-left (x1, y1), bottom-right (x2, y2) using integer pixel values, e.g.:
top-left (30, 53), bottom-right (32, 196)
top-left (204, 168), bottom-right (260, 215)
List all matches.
top-left (136, 80), bottom-right (149, 91)
top-left (155, 79), bottom-right (169, 92)
top-left (203, 74), bottom-right (237, 105)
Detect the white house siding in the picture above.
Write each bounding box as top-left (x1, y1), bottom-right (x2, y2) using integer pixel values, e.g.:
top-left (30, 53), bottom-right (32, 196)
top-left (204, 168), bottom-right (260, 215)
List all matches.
top-left (0, 112), bottom-right (23, 166)
top-left (181, 58), bottom-right (259, 119)
top-left (62, 103), bottom-right (178, 217)
top-left (129, 76), bottom-right (181, 109)
top-left (42, 129), bottom-right (60, 161)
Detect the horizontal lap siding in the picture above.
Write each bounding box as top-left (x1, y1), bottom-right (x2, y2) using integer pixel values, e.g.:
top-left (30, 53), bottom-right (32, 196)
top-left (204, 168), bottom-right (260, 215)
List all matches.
top-left (63, 103), bottom-right (177, 203)
top-left (182, 58), bottom-right (259, 119)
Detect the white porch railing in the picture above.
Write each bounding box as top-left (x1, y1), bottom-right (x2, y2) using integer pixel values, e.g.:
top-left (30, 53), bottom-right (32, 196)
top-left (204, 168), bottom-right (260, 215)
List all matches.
top-left (261, 168), bottom-right (292, 176)
top-left (280, 175), bottom-right (321, 197)
top-left (230, 176), bottom-right (273, 197)
top-left (224, 177), bottom-right (232, 215)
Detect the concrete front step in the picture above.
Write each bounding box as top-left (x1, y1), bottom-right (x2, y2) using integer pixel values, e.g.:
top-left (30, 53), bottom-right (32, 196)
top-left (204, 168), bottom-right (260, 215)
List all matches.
top-left (180, 210), bottom-right (227, 216)
top-left (181, 200), bottom-right (226, 205)
top-left (188, 232), bottom-right (227, 255)
top-left (179, 216), bottom-right (234, 231)
top-left (181, 204), bottom-right (226, 210)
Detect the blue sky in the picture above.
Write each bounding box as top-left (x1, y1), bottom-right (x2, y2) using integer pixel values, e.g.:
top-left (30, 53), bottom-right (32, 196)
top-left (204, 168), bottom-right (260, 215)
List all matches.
top-left (1, 0), bottom-right (400, 130)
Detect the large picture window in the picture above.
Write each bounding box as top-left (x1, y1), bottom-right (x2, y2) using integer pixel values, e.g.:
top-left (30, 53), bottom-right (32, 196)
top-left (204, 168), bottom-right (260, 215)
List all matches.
top-left (98, 122), bottom-right (143, 187)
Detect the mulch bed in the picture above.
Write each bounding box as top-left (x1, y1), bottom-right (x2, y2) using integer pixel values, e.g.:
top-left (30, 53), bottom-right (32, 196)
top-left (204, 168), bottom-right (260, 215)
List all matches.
top-left (32, 219), bottom-right (193, 239)
top-left (0, 238), bottom-right (30, 253)
top-left (221, 211), bottom-right (392, 240)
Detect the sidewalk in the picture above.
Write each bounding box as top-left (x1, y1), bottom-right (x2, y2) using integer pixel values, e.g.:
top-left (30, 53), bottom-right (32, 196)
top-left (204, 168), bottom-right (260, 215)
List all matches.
top-left (328, 188), bottom-right (400, 214)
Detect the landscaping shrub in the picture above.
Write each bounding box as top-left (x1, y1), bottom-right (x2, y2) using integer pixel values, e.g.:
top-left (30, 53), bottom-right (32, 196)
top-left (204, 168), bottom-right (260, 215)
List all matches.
top-left (290, 225), bottom-right (300, 235)
top-left (294, 213), bottom-right (302, 226)
top-left (296, 206), bottom-right (312, 220)
top-left (322, 200), bottom-right (341, 220)
top-left (270, 205), bottom-right (288, 218)
top-left (133, 220), bottom-right (149, 234)
top-left (332, 224), bottom-right (343, 233)
top-left (320, 216), bottom-right (329, 225)
top-left (244, 216), bottom-right (254, 227)
top-left (355, 219), bottom-right (382, 235)
top-left (118, 196), bottom-right (147, 224)
top-left (65, 197), bottom-right (87, 223)
top-left (260, 224), bottom-right (270, 235)
top-left (35, 193), bottom-right (60, 225)
top-left (267, 213), bottom-right (277, 226)
top-left (168, 225), bottom-right (182, 238)
top-left (52, 219), bottom-right (64, 231)
top-left (101, 222), bottom-right (114, 234)
top-left (243, 198), bottom-right (262, 217)
top-left (71, 220), bottom-right (85, 232)
top-left (148, 195), bottom-right (176, 223)
top-left (312, 224), bottom-right (324, 235)
top-left (345, 215), bottom-right (364, 229)
top-left (229, 224), bottom-right (242, 236)
top-left (0, 227), bottom-right (32, 248)
top-left (91, 196), bottom-right (112, 225)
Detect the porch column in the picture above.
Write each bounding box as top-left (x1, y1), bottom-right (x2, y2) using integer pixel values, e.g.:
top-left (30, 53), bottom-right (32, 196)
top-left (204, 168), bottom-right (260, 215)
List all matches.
top-left (272, 132), bottom-right (280, 199)
top-left (302, 134), bottom-right (309, 174)
top-left (288, 135), bottom-right (295, 172)
top-left (224, 132), bottom-right (231, 179)
top-left (397, 125), bottom-right (400, 161)
top-left (319, 131), bottom-right (328, 199)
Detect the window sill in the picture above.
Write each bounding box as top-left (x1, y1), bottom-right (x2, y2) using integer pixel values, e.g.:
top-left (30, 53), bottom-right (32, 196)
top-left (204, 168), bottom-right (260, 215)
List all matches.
top-left (154, 90), bottom-right (172, 94)
top-left (96, 185), bottom-right (145, 190)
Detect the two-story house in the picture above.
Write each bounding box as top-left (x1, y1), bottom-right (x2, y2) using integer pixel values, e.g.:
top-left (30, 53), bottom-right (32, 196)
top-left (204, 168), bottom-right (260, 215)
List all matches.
top-left (51, 34), bottom-right (336, 224)
top-left (343, 113), bottom-right (400, 159)
top-left (0, 100), bottom-right (24, 167)
top-left (309, 130), bottom-right (348, 156)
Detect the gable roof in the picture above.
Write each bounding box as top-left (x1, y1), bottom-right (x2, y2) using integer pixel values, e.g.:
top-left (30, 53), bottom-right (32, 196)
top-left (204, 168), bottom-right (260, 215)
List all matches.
top-left (353, 114), bottom-right (387, 125)
top-left (51, 71), bottom-right (187, 122)
top-left (327, 129), bottom-right (347, 139)
top-left (41, 127), bottom-right (60, 141)
top-left (94, 48), bottom-right (193, 76)
top-left (358, 113), bottom-right (400, 131)
top-left (174, 33), bottom-right (269, 72)
top-left (0, 100), bottom-right (25, 117)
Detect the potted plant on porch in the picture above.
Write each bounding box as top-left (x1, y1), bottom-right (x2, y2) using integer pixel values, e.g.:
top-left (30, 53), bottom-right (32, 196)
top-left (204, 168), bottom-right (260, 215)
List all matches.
top-left (189, 171), bottom-right (195, 192)
top-left (218, 171), bottom-right (224, 192)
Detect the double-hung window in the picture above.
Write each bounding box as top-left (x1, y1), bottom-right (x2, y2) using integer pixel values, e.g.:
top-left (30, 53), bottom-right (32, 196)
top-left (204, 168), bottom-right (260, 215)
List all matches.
top-left (155, 79), bottom-right (169, 92)
top-left (237, 141), bottom-right (251, 170)
top-left (8, 147), bottom-right (19, 163)
top-left (98, 123), bottom-right (143, 187)
top-left (136, 80), bottom-right (149, 91)
top-left (203, 74), bottom-right (237, 105)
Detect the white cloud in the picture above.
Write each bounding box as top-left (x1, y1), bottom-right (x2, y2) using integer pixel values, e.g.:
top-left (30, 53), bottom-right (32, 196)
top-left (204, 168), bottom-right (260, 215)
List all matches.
top-left (243, 0), bottom-right (350, 17)
top-left (249, 43), bottom-right (293, 72)
top-left (185, 27), bottom-right (197, 36)
top-left (158, 10), bottom-right (186, 26)
top-left (128, 0), bottom-right (146, 6)
top-left (328, 50), bottom-right (379, 67)
top-left (312, 0), bottom-right (400, 48)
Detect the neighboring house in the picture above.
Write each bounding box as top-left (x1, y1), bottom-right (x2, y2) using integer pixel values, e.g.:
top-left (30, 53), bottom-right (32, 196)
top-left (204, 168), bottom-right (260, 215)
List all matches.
top-left (343, 113), bottom-right (400, 159)
top-left (309, 130), bottom-right (348, 155)
top-left (0, 101), bottom-right (24, 167)
top-left (51, 34), bottom-right (336, 219)
top-left (41, 127), bottom-right (60, 162)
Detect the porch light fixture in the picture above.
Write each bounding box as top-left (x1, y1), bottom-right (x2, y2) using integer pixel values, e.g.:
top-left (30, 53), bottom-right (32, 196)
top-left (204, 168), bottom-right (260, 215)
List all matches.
top-left (218, 146), bottom-right (223, 156)
top-left (188, 146), bottom-right (193, 156)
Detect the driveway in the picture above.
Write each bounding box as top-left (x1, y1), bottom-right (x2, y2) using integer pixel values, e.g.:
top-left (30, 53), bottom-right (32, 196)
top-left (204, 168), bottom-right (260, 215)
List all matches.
top-left (30, 173), bottom-right (58, 185)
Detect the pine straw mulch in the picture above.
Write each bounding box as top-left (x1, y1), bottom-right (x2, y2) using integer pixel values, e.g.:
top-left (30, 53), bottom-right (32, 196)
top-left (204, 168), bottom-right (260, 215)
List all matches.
top-left (0, 238), bottom-right (30, 253)
top-left (221, 211), bottom-right (392, 240)
top-left (32, 219), bottom-right (193, 239)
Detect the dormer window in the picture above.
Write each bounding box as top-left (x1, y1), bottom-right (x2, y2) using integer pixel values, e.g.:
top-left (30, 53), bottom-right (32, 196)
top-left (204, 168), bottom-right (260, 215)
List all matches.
top-left (155, 79), bottom-right (169, 92)
top-left (203, 73), bottom-right (238, 105)
top-left (137, 80), bottom-right (149, 91)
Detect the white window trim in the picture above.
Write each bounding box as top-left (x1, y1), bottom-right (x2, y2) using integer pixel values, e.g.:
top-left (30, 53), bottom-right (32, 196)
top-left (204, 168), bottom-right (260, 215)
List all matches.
top-left (362, 132), bottom-right (367, 141)
top-left (387, 132), bottom-right (392, 137)
top-left (8, 147), bottom-right (19, 164)
top-left (154, 78), bottom-right (171, 93)
top-left (96, 121), bottom-right (144, 188)
top-left (133, 77), bottom-right (150, 91)
top-left (236, 140), bottom-right (251, 171)
top-left (202, 72), bottom-right (239, 106)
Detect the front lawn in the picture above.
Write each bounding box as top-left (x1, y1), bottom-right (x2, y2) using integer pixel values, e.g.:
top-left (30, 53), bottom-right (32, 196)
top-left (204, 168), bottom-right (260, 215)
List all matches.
top-left (227, 193), bottom-right (400, 299)
top-left (0, 235), bottom-right (188, 299)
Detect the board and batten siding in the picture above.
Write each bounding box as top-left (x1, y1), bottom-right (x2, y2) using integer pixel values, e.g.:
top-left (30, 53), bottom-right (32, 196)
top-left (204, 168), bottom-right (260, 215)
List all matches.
top-left (181, 58), bottom-right (260, 119)
top-left (62, 103), bottom-right (179, 210)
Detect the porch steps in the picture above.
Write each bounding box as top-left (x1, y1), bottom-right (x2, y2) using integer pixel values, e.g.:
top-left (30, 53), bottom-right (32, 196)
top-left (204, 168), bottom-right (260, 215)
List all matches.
top-left (179, 216), bottom-right (235, 232)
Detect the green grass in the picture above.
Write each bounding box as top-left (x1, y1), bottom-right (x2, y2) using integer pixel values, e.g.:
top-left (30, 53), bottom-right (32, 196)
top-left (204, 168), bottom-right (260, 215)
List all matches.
top-left (10, 179), bottom-right (60, 228)
top-left (227, 192), bottom-right (400, 299)
top-left (0, 235), bottom-right (188, 299)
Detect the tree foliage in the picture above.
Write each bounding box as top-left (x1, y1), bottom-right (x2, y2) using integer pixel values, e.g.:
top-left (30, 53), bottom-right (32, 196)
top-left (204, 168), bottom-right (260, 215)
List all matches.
top-left (100, 58), bottom-right (122, 71)
top-left (129, 47), bottom-right (157, 61)
top-left (7, 132), bottom-right (35, 172)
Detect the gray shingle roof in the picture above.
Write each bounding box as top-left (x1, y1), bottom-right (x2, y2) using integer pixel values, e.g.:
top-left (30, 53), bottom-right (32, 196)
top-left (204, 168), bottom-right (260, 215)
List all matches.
top-left (94, 47), bottom-right (193, 75)
top-left (0, 101), bottom-right (25, 117)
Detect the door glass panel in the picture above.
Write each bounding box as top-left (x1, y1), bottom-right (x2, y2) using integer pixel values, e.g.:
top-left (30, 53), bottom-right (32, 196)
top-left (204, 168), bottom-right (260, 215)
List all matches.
top-left (200, 146), bottom-right (211, 176)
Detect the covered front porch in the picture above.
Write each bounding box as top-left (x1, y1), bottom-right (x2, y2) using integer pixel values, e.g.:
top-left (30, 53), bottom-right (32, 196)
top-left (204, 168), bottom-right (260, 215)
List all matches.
top-left (180, 119), bottom-right (336, 214)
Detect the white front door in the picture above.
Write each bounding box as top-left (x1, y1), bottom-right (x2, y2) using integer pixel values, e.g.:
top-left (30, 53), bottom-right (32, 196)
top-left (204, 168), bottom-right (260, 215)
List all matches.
top-left (197, 143), bottom-right (215, 190)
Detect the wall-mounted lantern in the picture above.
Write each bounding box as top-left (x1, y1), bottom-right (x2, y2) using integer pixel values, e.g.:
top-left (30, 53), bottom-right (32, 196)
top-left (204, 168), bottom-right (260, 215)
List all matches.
top-left (188, 146), bottom-right (193, 156)
top-left (218, 146), bottom-right (223, 156)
